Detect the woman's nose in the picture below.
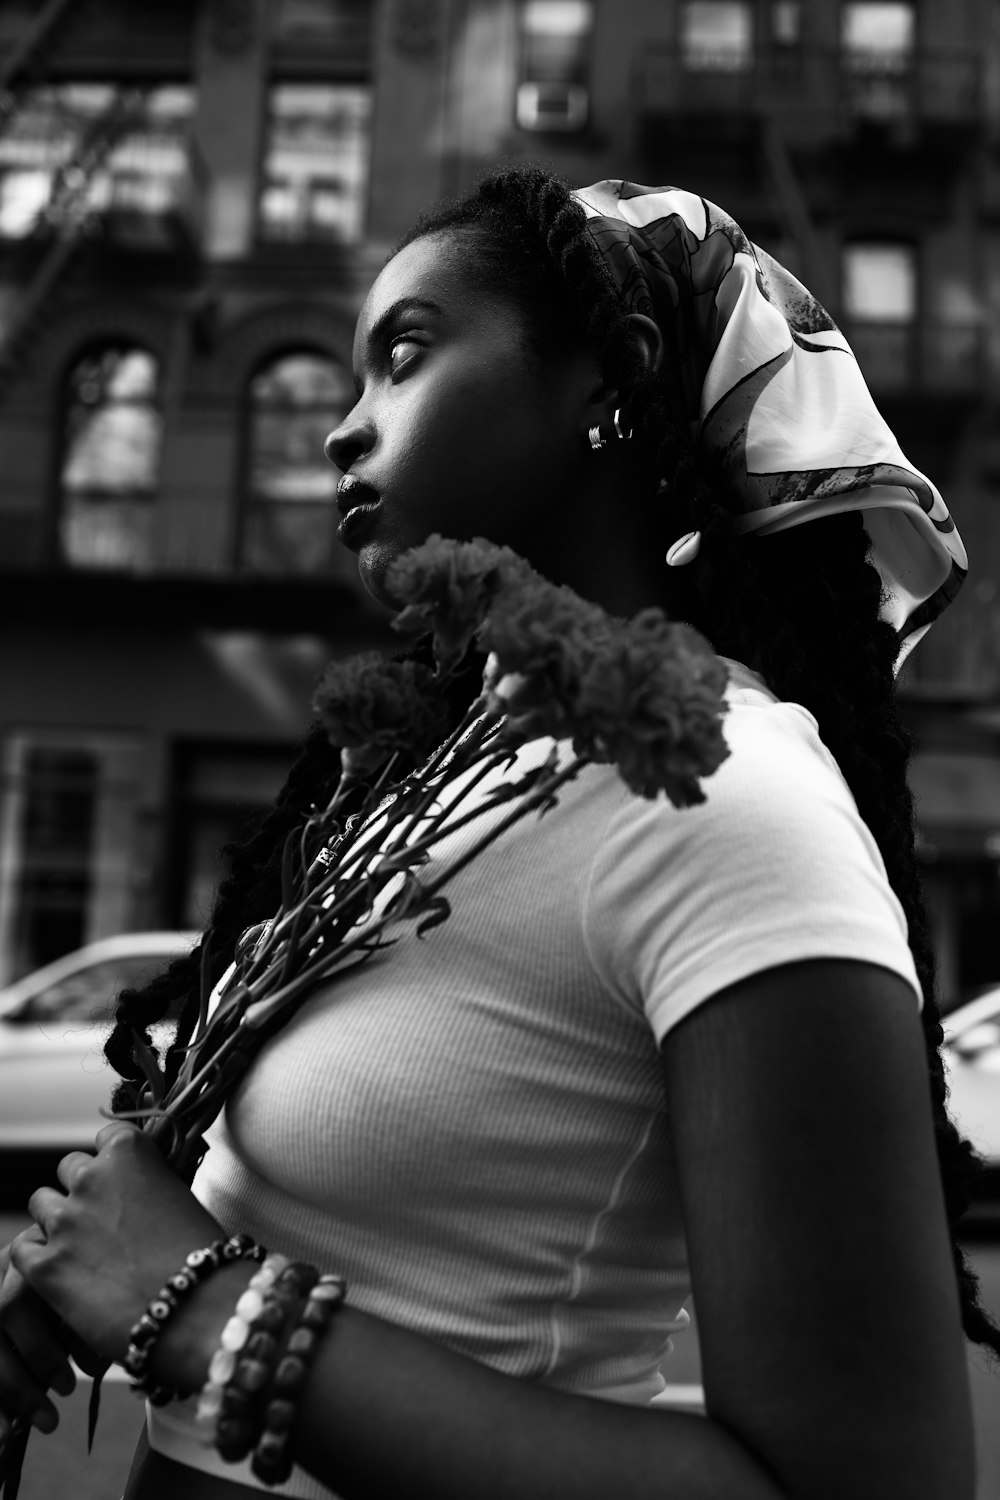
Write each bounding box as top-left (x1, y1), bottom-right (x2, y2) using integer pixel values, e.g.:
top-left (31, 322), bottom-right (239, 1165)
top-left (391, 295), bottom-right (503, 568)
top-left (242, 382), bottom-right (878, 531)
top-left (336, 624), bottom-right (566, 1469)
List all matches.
top-left (324, 412), bottom-right (372, 474)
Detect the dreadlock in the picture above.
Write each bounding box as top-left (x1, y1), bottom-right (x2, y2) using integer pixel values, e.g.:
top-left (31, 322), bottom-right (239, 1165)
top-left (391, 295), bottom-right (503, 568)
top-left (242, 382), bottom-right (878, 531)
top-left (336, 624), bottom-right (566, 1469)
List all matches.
top-left (106, 161), bottom-right (998, 1354)
top-left (104, 649), bottom-right (482, 1114)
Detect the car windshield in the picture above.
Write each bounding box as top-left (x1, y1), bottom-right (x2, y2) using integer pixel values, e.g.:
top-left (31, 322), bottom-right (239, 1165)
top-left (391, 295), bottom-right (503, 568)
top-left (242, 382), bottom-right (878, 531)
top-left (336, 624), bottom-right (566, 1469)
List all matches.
top-left (11, 953), bottom-right (174, 1027)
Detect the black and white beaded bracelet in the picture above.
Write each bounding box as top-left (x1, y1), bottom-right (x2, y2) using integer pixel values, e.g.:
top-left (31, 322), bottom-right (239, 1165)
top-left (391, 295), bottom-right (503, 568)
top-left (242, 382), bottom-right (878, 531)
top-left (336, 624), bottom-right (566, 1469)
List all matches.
top-left (123, 1233), bottom-right (266, 1405)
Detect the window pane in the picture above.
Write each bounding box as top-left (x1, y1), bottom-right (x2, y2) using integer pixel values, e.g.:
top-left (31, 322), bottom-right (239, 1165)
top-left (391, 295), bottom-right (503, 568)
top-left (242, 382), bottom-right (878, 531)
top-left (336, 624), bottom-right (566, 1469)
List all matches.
top-left (522, 1), bottom-right (593, 35)
top-left (13, 748), bottom-right (97, 973)
top-left (772, 2), bottom-right (800, 46)
top-left (59, 347), bottom-right (161, 569)
top-left (843, 243), bottom-right (916, 321)
top-left (259, 85), bottom-right (371, 244)
top-left (0, 85), bottom-right (193, 239)
top-left (23, 954), bottom-right (168, 1026)
top-left (243, 353), bottom-right (353, 574)
top-left (842, 3), bottom-right (914, 71)
top-left (276, 0), bottom-right (347, 37)
top-left (680, 2), bottom-right (753, 72)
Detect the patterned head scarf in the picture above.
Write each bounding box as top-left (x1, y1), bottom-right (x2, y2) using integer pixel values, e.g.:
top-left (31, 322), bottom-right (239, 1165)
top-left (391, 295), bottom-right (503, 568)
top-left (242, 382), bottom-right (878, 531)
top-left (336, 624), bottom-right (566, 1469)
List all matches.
top-left (572, 180), bottom-right (967, 667)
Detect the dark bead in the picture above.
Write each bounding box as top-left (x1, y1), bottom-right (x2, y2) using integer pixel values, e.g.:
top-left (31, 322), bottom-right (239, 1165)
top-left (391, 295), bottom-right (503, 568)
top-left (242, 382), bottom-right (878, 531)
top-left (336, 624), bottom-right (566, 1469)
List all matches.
top-left (252, 1431), bottom-right (293, 1486)
top-left (215, 1415), bottom-right (256, 1462)
top-left (264, 1399), bottom-right (296, 1435)
top-left (299, 1300), bottom-right (330, 1331)
top-left (255, 1301), bottom-right (290, 1335)
top-left (222, 1387), bottom-right (253, 1419)
top-left (272, 1356), bottom-right (306, 1394)
top-left (286, 1328), bottom-right (317, 1359)
top-left (233, 1358), bottom-right (271, 1394)
top-left (245, 1330), bottom-right (278, 1361)
top-left (167, 1272), bottom-right (194, 1295)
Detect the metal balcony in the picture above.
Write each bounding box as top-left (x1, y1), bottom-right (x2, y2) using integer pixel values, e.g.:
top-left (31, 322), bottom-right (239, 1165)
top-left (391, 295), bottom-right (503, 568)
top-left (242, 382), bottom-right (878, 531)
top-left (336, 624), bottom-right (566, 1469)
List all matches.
top-left (636, 44), bottom-right (983, 139)
top-left (0, 127), bottom-right (208, 257)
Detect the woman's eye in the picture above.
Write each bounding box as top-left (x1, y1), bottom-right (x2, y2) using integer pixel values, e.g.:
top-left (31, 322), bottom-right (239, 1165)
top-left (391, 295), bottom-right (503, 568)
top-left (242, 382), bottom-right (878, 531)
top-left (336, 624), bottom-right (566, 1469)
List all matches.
top-left (388, 336), bottom-right (421, 377)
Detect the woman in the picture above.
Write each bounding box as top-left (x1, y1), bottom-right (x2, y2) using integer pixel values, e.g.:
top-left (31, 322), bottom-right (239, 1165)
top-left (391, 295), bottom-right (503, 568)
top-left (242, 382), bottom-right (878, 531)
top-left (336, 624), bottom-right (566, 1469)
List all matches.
top-left (0, 165), bottom-right (994, 1500)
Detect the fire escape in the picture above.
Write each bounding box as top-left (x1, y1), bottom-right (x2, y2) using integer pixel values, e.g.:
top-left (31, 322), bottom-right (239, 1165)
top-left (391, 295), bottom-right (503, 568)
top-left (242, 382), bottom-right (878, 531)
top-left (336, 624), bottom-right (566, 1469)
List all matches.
top-left (0, 0), bottom-right (206, 399)
top-left (634, 34), bottom-right (985, 399)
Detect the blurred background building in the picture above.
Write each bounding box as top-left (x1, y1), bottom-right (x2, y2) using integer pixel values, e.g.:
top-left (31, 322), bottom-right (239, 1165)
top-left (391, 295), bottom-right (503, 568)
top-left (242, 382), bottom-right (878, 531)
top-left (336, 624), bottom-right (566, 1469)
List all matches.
top-left (0, 0), bottom-right (996, 1004)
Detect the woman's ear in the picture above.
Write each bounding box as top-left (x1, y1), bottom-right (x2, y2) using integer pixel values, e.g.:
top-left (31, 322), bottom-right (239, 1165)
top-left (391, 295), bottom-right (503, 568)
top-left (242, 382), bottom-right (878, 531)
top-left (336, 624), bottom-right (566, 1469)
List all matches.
top-left (625, 313), bottom-right (664, 376)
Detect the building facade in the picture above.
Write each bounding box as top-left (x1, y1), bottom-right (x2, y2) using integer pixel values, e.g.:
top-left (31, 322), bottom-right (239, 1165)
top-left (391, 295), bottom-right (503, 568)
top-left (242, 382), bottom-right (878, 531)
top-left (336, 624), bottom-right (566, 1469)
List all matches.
top-left (0, 0), bottom-right (997, 1003)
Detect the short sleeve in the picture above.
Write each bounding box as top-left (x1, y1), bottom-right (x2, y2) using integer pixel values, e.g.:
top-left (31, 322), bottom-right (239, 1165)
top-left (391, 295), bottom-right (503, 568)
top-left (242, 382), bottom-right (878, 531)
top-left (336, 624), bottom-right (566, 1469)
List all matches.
top-left (582, 694), bottom-right (923, 1044)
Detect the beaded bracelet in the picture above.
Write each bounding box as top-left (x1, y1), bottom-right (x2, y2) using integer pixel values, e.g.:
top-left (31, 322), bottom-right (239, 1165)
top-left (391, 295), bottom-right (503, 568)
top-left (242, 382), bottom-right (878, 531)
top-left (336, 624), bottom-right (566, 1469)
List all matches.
top-left (195, 1256), bottom-right (315, 1459)
top-left (251, 1273), bottom-right (347, 1487)
top-left (123, 1234), bottom-right (266, 1405)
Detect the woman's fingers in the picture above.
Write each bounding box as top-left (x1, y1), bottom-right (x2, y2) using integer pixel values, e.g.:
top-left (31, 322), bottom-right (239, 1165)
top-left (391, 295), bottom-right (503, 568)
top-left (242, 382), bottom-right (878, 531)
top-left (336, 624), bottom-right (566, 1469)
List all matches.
top-left (55, 1151), bottom-right (94, 1193)
top-left (1, 1269), bottom-right (75, 1396)
top-left (0, 1262), bottom-right (67, 1435)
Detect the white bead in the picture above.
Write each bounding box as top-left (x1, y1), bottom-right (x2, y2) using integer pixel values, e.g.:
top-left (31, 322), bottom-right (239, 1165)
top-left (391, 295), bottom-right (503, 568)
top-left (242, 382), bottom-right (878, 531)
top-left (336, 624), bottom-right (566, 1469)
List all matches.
top-left (220, 1315), bottom-right (249, 1351)
top-left (235, 1287), bottom-right (265, 1323)
top-left (208, 1347), bottom-right (237, 1384)
top-left (196, 1383), bottom-right (224, 1419)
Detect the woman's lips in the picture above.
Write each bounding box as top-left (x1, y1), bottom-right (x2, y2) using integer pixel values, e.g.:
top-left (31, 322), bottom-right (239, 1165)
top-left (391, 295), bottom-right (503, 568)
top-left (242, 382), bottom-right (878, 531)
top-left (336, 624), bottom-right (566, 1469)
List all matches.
top-left (336, 474), bottom-right (380, 515)
top-left (336, 475), bottom-right (381, 545)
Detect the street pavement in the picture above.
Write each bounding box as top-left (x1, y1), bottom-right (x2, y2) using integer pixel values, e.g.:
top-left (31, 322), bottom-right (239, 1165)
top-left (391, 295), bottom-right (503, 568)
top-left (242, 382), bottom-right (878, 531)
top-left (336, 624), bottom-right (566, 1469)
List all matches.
top-left (0, 1210), bottom-right (998, 1499)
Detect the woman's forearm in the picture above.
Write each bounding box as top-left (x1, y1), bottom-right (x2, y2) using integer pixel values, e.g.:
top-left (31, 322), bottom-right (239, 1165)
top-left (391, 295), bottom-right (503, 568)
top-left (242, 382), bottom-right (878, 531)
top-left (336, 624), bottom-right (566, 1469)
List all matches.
top-left (293, 1304), bottom-right (785, 1500)
top-left (152, 1270), bottom-right (784, 1500)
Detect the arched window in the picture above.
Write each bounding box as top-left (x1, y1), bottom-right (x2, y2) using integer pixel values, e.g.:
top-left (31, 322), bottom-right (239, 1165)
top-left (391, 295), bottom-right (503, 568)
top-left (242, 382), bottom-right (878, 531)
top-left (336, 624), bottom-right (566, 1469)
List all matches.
top-left (240, 351), bottom-right (353, 575)
top-left (59, 345), bottom-right (162, 569)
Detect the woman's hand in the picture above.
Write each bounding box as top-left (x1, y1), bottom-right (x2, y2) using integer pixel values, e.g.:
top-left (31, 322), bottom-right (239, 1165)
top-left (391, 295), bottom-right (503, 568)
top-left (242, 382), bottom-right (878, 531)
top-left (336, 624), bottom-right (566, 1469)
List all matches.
top-left (0, 1232), bottom-right (81, 1441)
top-left (9, 1123), bottom-right (226, 1366)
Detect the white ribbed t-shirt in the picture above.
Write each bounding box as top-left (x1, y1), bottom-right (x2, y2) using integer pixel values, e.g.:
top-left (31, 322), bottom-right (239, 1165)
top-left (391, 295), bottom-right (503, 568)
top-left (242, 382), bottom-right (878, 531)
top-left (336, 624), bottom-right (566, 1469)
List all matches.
top-left (149, 660), bottom-right (921, 1496)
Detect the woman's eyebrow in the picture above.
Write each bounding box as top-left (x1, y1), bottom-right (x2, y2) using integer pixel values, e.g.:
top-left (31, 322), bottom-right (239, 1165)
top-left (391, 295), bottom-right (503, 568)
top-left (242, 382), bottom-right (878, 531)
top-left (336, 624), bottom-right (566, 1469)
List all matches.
top-left (353, 297), bottom-right (444, 394)
top-left (366, 297), bottom-right (443, 352)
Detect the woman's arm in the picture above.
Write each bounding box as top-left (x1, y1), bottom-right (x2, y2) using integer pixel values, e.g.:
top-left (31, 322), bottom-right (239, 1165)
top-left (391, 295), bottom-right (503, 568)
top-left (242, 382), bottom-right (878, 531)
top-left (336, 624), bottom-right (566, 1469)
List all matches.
top-left (10, 958), bottom-right (973, 1500)
top-left (662, 957), bottom-right (975, 1500)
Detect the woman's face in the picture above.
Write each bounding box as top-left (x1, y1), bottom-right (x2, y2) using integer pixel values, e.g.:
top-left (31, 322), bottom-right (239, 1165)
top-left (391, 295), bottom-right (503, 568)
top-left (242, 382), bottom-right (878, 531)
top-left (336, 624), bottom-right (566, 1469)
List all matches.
top-left (324, 231), bottom-right (602, 606)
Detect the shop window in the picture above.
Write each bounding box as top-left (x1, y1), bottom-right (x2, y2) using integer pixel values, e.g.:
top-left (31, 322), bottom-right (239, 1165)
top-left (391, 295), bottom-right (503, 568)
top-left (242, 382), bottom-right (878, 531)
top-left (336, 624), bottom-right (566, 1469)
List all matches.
top-left (0, 732), bottom-right (141, 984)
top-left (516, 1), bottom-right (593, 131)
top-left (59, 346), bottom-right (162, 570)
top-left (679, 1), bottom-right (754, 72)
top-left (240, 351), bottom-right (354, 575)
top-left (258, 84), bottom-right (371, 244)
top-left (0, 85), bottom-right (194, 239)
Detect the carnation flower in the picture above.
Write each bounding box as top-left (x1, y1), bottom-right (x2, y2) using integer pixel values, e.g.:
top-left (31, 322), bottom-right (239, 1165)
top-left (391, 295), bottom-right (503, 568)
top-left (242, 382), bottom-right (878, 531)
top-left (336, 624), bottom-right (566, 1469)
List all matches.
top-left (573, 612), bottom-right (730, 803)
top-left (478, 569), bottom-right (614, 738)
top-left (312, 653), bottom-right (449, 762)
top-left (386, 533), bottom-right (529, 673)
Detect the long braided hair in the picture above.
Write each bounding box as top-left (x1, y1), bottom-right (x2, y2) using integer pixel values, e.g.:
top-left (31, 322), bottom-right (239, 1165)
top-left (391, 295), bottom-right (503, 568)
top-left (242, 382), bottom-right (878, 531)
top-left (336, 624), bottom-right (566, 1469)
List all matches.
top-left (105, 163), bottom-right (999, 1353)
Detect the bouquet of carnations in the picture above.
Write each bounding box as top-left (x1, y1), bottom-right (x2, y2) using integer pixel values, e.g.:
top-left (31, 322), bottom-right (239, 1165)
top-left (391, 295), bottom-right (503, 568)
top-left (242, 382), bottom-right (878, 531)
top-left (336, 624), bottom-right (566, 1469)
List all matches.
top-left (121, 534), bottom-right (730, 1177)
top-left (0, 536), bottom-right (730, 1497)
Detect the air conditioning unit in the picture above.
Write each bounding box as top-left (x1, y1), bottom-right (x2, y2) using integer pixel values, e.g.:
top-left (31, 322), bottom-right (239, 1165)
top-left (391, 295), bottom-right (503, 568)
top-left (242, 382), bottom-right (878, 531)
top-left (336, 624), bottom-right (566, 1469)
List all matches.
top-left (516, 81), bottom-right (589, 131)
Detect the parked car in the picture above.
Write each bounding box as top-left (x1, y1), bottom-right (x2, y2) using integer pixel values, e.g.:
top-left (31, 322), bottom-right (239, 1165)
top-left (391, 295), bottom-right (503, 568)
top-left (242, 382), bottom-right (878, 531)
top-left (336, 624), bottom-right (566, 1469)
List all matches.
top-left (943, 985), bottom-right (1000, 1201)
top-left (0, 932), bottom-right (199, 1150)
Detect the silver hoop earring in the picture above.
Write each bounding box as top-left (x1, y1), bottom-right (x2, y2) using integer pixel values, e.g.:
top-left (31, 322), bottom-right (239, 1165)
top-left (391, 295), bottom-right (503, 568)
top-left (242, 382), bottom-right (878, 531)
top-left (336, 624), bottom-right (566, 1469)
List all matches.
top-left (613, 408), bottom-right (633, 441)
top-left (588, 425), bottom-right (605, 451)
